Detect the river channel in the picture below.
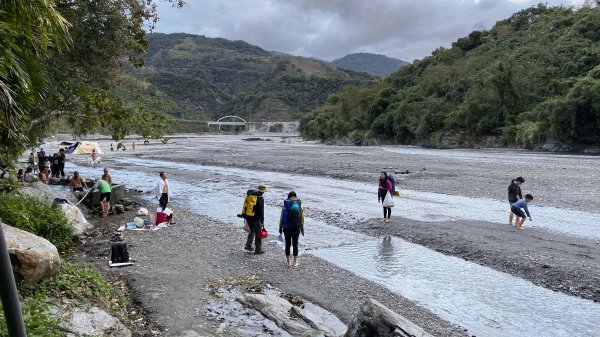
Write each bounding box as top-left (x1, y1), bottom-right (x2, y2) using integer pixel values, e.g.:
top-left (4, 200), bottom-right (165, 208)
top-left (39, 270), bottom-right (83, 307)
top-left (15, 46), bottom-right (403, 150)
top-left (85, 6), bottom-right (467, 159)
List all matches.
top-left (64, 144), bottom-right (600, 337)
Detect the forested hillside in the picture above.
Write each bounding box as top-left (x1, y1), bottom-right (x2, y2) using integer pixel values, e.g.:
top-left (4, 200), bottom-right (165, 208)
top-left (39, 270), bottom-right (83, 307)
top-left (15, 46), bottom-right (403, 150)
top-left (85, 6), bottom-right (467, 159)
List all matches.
top-left (332, 53), bottom-right (408, 77)
top-left (300, 4), bottom-right (600, 149)
top-left (124, 33), bottom-right (376, 121)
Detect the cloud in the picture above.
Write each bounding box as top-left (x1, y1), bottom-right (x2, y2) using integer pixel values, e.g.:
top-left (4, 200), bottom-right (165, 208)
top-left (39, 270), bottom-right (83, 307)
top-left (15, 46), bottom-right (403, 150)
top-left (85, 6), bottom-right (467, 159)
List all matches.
top-left (154, 0), bottom-right (584, 61)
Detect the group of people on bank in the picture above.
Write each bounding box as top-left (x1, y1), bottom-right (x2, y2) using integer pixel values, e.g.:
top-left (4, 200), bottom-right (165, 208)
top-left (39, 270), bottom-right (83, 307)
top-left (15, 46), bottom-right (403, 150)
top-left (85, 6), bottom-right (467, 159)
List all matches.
top-left (19, 148), bottom-right (68, 183)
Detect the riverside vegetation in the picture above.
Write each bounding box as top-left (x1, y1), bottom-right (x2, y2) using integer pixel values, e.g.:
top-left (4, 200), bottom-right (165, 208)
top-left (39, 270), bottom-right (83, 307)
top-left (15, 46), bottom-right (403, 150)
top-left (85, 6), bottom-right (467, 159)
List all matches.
top-left (0, 1), bottom-right (183, 334)
top-left (300, 4), bottom-right (600, 149)
top-left (0, 193), bottom-right (129, 336)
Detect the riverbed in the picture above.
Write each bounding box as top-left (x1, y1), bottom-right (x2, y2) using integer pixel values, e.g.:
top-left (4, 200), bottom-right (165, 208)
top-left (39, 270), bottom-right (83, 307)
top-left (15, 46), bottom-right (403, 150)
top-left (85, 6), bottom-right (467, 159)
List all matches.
top-left (53, 134), bottom-right (600, 336)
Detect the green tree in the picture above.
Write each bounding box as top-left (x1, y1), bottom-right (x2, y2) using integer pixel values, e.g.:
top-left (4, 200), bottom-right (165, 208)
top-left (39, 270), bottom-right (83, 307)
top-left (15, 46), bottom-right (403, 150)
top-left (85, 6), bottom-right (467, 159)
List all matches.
top-left (0, 0), bottom-right (70, 162)
top-left (0, 0), bottom-right (185, 164)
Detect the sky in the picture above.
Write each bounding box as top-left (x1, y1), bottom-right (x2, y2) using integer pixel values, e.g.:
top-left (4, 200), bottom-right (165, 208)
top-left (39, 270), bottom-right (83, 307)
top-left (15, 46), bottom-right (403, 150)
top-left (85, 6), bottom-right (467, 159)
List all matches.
top-left (153, 0), bottom-right (585, 62)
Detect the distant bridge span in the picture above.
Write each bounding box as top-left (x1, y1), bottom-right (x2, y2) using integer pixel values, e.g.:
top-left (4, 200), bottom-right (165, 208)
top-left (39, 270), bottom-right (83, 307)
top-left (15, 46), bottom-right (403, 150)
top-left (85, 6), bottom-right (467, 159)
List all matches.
top-left (207, 115), bottom-right (247, 130)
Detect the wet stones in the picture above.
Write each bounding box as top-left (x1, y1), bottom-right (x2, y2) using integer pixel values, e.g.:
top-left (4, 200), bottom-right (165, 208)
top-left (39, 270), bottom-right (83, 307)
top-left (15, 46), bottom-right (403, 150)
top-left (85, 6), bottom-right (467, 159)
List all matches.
top-left (345, 298), bottom-right (433, 337)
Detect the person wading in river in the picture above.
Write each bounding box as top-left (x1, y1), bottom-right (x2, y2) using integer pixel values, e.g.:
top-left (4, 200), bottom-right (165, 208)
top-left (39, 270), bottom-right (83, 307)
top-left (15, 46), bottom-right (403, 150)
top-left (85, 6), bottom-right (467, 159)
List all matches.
top-left (156, 171), bottom-right (172, 206)
top-left (378, 171), bottom-right (394, 223)
top-left (245, 185), bottom-right (267, 254)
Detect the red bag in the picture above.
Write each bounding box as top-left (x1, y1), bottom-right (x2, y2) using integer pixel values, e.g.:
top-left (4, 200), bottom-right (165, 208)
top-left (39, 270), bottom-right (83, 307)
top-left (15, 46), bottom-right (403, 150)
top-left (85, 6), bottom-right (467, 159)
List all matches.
top-left (258, 227), bottom-right (268, 239)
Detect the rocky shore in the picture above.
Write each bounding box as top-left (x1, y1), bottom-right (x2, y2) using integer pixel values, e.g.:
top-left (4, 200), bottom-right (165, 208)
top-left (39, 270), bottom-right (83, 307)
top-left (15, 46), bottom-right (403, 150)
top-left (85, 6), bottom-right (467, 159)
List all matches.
top-left (85, 207), bottom-right (468, 336)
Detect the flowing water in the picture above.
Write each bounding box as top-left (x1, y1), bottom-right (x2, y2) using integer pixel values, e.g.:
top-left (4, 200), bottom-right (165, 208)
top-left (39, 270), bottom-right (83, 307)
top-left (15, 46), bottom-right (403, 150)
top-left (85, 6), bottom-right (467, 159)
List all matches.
top-left (65, 157), bottom-right (600, 337)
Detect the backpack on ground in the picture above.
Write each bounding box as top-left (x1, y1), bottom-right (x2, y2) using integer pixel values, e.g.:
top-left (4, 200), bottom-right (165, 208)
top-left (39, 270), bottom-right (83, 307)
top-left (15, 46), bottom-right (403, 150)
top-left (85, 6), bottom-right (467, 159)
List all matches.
top-left (239, 189), bottom-right (258, 219)
top-left (111, 243), bottom-right (129, 263)
top-left (286, 200), bottom-right (302, 230)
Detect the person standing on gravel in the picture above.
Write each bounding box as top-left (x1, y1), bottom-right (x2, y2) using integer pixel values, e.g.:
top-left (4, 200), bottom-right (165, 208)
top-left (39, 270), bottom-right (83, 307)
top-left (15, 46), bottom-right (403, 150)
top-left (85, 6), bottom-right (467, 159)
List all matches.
top-left (245, 185), bottom-right (267, 255)
top-left (508, 176), bottom-right (525, 226)
top-left (156, 172), bottom-right (172, 205)
top-left (378, 171), bottom-right (394, 223)
top-left (279, 191), bottom-right (304, 267)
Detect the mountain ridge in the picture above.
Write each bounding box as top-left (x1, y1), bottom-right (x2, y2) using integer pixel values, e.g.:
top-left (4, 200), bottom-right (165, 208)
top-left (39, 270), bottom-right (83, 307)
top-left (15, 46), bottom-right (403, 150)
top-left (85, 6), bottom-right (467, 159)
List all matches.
top-left (332, 52), bottom-right (409, 77)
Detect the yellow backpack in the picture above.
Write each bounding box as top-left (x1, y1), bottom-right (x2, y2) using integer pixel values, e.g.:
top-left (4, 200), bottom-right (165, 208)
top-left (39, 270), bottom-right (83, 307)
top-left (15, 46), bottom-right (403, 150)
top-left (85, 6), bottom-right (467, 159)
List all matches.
top-left (241, 189), bottom-right (258, 218)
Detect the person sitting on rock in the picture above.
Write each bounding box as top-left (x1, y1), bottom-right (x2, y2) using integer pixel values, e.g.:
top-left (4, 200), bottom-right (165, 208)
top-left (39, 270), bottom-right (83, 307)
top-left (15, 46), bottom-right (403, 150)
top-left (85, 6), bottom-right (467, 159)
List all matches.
top-left (70, 171), bottom-right (87, 192)
top-left (38, 167), bottom-right (49, 184)
top-left (23, 167), bottom-right (36, 182)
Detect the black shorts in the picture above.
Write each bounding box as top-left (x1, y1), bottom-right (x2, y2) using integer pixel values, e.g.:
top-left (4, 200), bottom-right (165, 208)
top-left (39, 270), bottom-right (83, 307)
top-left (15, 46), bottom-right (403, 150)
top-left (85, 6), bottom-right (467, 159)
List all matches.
top-left (100, 192), bottom-right (111, 202)
top-left (511, 206), bottom-right (526, 218)
top-left (73, 187), bottom-right (84, 192)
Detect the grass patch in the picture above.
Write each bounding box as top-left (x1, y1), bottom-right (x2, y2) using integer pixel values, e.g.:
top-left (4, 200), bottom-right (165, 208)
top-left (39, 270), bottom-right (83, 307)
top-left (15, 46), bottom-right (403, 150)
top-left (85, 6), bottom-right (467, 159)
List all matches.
top-left (20, 261), bottom-right (129, 319)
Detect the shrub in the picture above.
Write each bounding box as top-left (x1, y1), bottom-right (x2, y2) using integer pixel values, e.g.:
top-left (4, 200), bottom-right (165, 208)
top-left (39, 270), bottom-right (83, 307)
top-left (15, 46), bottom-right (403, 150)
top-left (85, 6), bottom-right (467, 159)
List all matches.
top-left (0, 194), bottom-right (74, 251)
top-left (0, 294), bottom-right (62, 337)
top-left (20, 262), bottom-right (128, 318)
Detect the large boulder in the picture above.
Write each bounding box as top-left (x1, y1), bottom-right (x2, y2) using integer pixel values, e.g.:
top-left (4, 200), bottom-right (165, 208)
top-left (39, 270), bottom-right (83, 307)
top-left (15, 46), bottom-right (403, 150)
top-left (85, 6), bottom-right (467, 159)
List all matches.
top-left (3, 223), bottom-right (61, 285)
top-left (345, 299), bottom-right (433, 337)
top-left (17, 181), bottom-right (75, 204)
top-left (56, 203), bottom-right (93, 236)
top-left (88, 184), bottom-right (126, 206)
top-left (51, 300), bottom-right (131, 337)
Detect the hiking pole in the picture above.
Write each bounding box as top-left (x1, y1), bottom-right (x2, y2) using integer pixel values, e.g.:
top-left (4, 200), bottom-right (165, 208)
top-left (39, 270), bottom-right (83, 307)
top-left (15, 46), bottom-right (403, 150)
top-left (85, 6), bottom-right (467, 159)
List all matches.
top-left (0, 220), bottom-right (27, 337)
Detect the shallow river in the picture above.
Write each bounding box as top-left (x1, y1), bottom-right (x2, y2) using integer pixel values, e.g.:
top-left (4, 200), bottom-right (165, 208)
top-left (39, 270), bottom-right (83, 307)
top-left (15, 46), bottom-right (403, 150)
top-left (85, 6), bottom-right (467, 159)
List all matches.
top-left (66, 155), bottom-right (600, 337)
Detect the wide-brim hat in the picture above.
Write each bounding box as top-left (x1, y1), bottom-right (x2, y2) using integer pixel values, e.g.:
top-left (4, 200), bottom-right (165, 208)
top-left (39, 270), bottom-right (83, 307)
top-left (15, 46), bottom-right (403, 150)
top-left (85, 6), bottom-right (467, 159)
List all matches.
top-left (257, 185), bottom-right (267, 192)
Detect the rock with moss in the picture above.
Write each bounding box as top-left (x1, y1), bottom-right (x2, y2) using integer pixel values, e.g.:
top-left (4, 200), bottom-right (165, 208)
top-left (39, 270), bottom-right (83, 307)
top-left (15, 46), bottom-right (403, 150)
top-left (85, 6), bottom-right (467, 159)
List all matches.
top-left (3, 223), bottom-right (60, 285)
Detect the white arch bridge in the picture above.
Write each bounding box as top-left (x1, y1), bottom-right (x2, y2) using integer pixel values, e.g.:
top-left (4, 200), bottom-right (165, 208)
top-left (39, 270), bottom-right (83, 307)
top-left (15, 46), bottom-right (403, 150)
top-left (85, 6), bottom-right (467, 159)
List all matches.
top-left (207, 115), bottom-right (247, 130)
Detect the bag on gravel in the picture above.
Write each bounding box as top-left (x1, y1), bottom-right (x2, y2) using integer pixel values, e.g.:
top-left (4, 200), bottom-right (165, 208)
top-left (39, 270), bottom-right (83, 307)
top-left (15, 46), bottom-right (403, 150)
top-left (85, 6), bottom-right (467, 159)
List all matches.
top-left (111, 243), bottom-right (129, 263)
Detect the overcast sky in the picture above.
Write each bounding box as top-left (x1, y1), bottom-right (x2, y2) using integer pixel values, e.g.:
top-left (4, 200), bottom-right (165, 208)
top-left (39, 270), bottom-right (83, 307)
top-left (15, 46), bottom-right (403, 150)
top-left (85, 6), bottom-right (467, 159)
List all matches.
top-left (154, 0), bottom-right (584, 62)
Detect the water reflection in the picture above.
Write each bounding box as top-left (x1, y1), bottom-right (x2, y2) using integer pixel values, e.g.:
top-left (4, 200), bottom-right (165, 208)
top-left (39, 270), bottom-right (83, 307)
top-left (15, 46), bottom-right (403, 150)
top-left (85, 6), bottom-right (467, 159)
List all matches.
top-left (375, 235), bottom-right (398, 279)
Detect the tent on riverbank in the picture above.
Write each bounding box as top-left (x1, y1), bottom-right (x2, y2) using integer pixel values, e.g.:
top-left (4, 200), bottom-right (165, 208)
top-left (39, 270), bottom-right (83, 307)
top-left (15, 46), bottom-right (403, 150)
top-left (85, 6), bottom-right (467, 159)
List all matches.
top-left (67, 141), bottom-right (104, 155)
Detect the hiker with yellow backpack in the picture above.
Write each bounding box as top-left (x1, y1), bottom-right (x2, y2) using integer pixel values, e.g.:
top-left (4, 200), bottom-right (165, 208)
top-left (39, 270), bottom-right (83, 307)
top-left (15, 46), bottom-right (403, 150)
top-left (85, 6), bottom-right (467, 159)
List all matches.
top-left (239, 185), bottom-right (267, 254)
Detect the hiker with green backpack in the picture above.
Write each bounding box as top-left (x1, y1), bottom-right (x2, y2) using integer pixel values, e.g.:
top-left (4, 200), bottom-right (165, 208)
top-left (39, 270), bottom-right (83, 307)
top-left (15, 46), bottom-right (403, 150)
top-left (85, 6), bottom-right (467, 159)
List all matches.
top-left (278, 191), bottom-right (304, 267)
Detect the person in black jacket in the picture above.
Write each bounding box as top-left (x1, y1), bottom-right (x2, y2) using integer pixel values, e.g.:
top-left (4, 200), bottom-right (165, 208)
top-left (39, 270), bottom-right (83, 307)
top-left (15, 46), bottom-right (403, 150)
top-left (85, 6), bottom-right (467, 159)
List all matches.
top-left (245, 185), bottom-right (267, 254)
top-left (508, 176), bottom-right (525, 226)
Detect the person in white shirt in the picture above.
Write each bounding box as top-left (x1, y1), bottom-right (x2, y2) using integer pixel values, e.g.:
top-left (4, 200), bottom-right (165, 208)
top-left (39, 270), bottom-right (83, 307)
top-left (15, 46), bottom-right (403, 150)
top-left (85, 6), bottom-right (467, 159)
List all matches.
top-left (155, 171), bottom-right (172, 205)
